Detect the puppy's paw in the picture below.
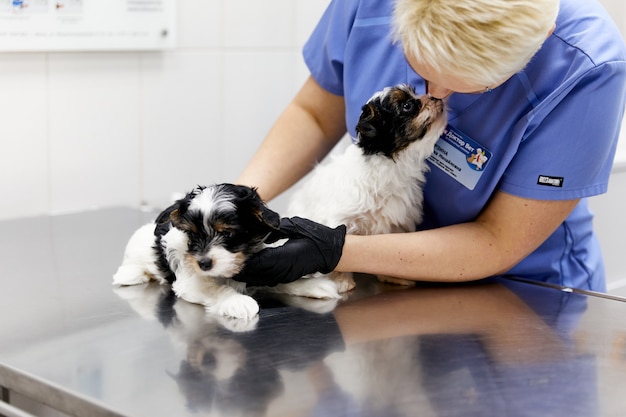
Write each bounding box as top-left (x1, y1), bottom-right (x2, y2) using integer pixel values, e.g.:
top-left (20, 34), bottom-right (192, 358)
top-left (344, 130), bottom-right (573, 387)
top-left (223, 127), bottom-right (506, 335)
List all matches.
top-left (208, 293), bottom-right (260, 320)
top-left (112, 265), bottom-right (152, 286)
top-left (331, 271), bottom-right (356, 293)
top-left (216, 315), bottom-right (259, 333)
top-left (376, 274), bottom-right (416, 286)
top-left (274, 277), bottom-right (341, 299)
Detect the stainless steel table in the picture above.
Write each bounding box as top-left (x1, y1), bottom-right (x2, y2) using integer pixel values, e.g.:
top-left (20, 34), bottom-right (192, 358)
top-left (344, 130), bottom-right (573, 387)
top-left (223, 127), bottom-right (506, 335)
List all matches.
top-left (1, 208), bottom-right (625, 417)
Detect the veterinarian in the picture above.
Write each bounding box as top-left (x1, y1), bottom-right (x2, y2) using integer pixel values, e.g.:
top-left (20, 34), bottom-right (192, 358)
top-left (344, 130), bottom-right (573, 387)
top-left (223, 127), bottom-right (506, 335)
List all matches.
top-left (234, 0), bottom-right (626, 292)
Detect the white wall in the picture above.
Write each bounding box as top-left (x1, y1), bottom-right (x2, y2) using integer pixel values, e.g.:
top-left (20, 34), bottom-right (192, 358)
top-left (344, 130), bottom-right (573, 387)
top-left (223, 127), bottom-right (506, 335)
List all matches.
top-left (0, 0), bottom-right (330, 220)
top-left (589, 167), bottom-right (626, 292)
top-left (592, 0), bottom-right (626, 292)
top-left (591, 0), bottom-right (626, 292)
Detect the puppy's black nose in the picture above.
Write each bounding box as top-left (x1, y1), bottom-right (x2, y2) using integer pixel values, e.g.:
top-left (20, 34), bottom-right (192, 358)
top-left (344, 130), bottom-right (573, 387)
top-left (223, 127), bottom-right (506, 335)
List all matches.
top-left (198, 258), bottom-right (213, 271)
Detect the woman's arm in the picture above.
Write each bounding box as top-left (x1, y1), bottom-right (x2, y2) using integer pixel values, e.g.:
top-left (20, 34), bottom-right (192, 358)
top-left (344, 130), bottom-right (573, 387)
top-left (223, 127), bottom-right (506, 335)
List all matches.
top-left (236, 76), bottom-right (348, 202)
top-left (337, 191), bottom-right (580, 281)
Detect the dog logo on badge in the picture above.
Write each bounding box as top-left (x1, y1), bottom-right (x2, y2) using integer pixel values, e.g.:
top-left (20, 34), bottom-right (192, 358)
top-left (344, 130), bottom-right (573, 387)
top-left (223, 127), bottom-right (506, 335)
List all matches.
top-left (467, 148), bottom-right (489, 171)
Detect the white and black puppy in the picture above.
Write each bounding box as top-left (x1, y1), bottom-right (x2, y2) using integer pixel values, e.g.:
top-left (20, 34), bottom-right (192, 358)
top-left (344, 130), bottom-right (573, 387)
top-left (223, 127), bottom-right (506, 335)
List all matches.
top-left (113, 184), bottom-right (280, 319)
top-left (280, 84), bottom-right (448, 295)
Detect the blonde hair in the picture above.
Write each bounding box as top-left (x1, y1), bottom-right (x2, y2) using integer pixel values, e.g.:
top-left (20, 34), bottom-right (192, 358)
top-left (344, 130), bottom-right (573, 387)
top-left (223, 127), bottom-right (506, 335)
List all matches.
top-left (393, 0), bottom-right (559, 86)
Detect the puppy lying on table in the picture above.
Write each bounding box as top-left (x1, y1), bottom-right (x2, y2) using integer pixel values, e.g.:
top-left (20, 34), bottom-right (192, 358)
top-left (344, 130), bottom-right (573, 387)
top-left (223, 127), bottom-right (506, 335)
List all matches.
top-left (113, 184), bottom-right (280, 320)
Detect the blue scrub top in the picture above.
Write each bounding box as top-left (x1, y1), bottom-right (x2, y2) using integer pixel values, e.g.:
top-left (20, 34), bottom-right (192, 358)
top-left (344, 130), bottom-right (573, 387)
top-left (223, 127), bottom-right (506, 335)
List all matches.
top-left (303, 0), bottom-right (626, 291)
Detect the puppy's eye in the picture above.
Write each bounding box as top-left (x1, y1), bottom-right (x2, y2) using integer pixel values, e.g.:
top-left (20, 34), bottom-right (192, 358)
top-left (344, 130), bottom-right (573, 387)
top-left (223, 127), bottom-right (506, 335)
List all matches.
top-left (401, 100), bottom-right (415, 113)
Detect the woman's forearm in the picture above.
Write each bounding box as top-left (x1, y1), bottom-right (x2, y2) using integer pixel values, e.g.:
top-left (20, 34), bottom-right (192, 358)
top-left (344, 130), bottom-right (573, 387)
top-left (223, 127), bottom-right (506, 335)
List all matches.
top-left (236, 76), bottom-right (347, 202)
top-left (336, 224), bottom-right (507, 282)
top-left (336, 192), bottom-right (580, 282)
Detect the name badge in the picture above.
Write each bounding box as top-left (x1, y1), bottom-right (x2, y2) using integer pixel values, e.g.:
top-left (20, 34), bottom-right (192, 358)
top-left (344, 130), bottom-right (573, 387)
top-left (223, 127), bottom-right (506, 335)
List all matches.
top-left (428, 125), bottom-right (492, 190)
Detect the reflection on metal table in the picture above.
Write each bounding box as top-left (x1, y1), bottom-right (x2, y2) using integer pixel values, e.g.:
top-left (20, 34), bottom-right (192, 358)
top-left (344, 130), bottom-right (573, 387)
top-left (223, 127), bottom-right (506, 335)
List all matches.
top-left (1, 208), bottom-right (625, 417)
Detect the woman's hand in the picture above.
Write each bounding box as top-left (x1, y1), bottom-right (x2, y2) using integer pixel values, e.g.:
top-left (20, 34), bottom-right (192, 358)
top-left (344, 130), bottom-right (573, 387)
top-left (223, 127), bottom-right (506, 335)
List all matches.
top-left (234, 217), bottom-right (347, 286)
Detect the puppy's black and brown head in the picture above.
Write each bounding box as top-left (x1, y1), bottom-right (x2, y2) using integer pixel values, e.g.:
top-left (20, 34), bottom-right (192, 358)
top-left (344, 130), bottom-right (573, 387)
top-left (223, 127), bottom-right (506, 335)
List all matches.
top-left (356, 84), bottom-right (447, 159)
top-left (155, 184), bottom-right (280, 279)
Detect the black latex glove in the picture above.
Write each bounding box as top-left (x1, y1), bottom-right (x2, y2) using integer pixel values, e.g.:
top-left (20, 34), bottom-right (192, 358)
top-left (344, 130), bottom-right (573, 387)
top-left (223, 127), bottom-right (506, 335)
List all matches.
top-left (234, 217), bottom-right (347, 287)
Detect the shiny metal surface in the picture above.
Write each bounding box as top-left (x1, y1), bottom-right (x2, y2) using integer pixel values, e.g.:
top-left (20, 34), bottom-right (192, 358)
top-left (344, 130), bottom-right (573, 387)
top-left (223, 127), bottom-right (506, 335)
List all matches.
top-left (1, 208), bottom-right (626, 417)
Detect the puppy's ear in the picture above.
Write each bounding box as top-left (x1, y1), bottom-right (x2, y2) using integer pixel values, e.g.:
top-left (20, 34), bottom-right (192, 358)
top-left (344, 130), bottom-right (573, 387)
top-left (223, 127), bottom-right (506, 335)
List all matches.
top-left (356, 102), bottom-right (394, 156)
top-left (356, 103), bottom-right (379, 138)
top-left (247, 187), bottom-right (281, 230)
top-left (155, 201), bottom-right (180, 225)
top-left (154, 201), bottom-right (180, 237)
top-left (154, 189), bottom-right (197, 233)
top-left (231, 184), bottom-right (281, 230)
top-left (256, 205), bottom-right (281, 230)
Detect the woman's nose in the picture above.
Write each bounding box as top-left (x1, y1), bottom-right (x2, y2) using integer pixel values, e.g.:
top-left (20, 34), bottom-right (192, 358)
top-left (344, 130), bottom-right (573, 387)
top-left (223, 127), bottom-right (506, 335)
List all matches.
top-left (427, 82), bottom-right (453, 99)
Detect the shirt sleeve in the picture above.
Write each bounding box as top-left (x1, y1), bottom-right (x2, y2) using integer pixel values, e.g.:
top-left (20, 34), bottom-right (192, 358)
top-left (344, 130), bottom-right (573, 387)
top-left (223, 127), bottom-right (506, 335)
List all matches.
top-left (500, 61), bottom-right (626, 200)
top-left (302, 0), bottom-right (357, 97)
